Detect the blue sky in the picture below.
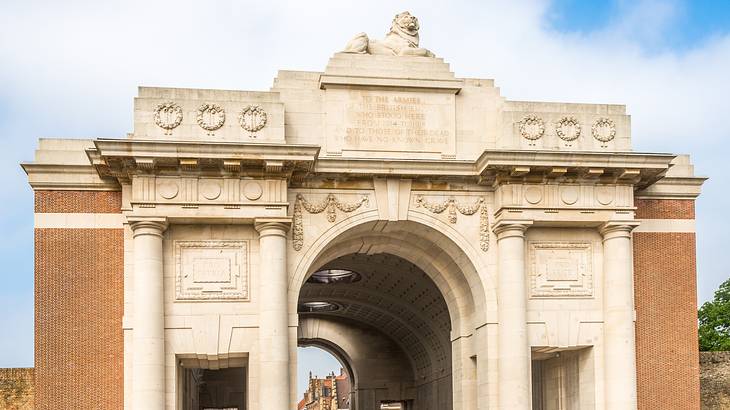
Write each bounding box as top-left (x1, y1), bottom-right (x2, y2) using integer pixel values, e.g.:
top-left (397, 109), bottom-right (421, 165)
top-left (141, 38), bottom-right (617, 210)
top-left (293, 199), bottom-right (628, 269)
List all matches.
top-left (1, 0), bottom-right (729, 397)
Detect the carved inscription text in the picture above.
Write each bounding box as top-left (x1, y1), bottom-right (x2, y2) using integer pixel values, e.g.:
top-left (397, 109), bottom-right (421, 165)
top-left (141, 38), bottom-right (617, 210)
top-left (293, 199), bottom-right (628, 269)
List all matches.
top-left (339, 91), bottom-right (454, 153)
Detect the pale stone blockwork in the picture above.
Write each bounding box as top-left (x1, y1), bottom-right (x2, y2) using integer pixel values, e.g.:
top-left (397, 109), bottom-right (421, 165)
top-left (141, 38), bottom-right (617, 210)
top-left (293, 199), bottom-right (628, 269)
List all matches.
top-left (21, 10), bottom-right (707, 410)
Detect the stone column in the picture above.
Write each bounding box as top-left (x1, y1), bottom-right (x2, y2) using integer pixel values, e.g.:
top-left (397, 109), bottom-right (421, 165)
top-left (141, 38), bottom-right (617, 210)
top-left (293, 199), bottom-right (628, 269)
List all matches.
top-left (255, 218), bottom-right (291, 410)
top-left (494, 220), bottom-right (533, 410)
top-left (129, 217), bottom-right (168, 410)
top-left (601, 222), bottom-right (639, 410)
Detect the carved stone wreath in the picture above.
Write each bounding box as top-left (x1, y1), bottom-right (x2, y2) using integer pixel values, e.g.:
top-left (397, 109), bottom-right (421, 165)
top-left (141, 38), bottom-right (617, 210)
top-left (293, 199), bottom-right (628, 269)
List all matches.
top-left (154, 101), bottom-right (183, 135)
top-left (555, 116), bottom-right (581, 142)
top-left (415, 195), bottom-right (490, 251)
top-left (239, 105), bottom-right (267, 133)
top-left (591, 117), bottom-right (616, 145)
top-left (292, 193), bottom-right (370, 251)
top-left (197, 103), bottom-right (225, 134)
top-left (519, 115), bottom-right (545, 143)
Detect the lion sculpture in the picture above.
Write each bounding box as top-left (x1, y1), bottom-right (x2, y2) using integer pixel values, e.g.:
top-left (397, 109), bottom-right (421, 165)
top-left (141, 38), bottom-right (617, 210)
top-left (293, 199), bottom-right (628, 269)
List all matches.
top-left (343, 11), bottom-right (435, 57)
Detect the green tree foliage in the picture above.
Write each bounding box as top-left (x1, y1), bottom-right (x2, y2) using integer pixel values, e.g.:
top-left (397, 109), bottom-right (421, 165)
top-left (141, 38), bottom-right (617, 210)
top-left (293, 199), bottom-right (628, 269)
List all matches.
top-left (699, 277), bottom-right (730, 351)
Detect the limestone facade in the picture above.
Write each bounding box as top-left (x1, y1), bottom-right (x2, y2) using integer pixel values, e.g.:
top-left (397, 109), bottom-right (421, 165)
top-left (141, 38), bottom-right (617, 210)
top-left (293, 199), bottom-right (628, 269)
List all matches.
top-left (22, 24), bottom-right (705, 410)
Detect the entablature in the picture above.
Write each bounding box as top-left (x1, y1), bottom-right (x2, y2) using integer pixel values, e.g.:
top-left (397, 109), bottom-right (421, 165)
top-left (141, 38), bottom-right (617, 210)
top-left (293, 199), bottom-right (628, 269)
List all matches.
top-left (310, 149), bottom-right (676, 189)
top-left (87, 139), bottom-right (320, 181)
top-left (123, 175), bottom-right (290, 222)
top-left (475, 150), bottom-right (675, 190)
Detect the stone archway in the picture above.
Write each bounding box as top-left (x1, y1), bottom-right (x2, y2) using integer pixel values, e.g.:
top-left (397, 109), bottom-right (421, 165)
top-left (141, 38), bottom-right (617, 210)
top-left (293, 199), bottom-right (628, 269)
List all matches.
top-left (293, 219), bottom-right (488, 410)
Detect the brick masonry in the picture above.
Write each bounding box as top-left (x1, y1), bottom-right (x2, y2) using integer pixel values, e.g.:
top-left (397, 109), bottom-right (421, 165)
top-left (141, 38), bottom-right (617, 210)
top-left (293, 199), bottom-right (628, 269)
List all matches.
top-left (35, 190), bottom-right (122, 213)
top-left (635, 198), bottom-right (695, 219)
top-left (634, 198), bottom-right (700, 410)
top-left (34, 191), bottom-right (124, 410)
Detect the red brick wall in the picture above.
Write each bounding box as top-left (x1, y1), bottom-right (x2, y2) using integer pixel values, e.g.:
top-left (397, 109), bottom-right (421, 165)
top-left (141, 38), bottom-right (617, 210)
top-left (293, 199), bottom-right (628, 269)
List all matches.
top-left (635, 198), bottom-right (695, 219)
top-left (634, 199), bottom-right (700, 410)
top-left (34, 191), bottom-right (124, 410)
top-left (35, 191), bottom-right (121, 213)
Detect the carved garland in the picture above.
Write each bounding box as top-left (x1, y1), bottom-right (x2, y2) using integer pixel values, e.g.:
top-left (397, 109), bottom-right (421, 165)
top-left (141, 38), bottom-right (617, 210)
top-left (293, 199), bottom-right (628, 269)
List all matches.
top-left (154, 101), bottom-right (183, 135)
top-left (555, 116), bottom-right (581, 142)
top-left (591, 117), bottom-right (616, 146)
top-left (292, 193), bottom-right (370, 251)
top-left (239, 105), bottom-right (268, 133)
top-left (196, 103), bottom-right (225, 134)
top-left (415, 195), bottom-right (490, 251)
top-left (519, 115), bottom-right (545, 143)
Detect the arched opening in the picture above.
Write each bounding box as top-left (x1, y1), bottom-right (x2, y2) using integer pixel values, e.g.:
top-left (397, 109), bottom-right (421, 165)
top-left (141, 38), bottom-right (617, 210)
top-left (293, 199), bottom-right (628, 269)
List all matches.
top-left (296, 345), bottom-right (353, 410)
top-left (294, 219), bottom-right (486, 410)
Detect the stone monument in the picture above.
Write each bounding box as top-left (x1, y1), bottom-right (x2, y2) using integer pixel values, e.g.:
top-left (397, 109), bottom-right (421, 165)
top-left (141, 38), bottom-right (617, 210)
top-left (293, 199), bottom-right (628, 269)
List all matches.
top-left (21, 11), bottom-right (705, 410)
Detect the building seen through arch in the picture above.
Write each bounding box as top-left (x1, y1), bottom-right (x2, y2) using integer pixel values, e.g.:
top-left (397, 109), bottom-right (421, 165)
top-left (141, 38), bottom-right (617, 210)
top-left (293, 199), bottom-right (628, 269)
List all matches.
top-left (297, 368), bottom-right (351, 410)
top-left (20, 10), bottom-right (706, 410)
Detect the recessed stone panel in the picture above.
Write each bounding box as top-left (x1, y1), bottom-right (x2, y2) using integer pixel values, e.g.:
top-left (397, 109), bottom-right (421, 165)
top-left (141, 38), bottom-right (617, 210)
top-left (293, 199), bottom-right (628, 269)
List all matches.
top-left (325, 88), bottom-right (456, 157)
top-left (175, 240), bottom-right (248, 301)
top-left (529, 241), bottom-right (593, 297)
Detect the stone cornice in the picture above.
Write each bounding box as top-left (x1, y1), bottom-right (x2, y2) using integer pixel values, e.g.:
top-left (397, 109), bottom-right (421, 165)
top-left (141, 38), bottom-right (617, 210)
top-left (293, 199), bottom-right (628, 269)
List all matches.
top-left (87, 139), bottom-right (321, 180)
top-left (21, 163), bottom-right (120, 191)
top-left (24, 137), bottom-right (697, 197)
top-left (313, 149), bottom-right (678, 189)
top-left (475, 149), bottom-right (676, 189)
top-left (634, 176), bottom-right (707, 199)
top-left (319, 75), bottom-right (463, 93)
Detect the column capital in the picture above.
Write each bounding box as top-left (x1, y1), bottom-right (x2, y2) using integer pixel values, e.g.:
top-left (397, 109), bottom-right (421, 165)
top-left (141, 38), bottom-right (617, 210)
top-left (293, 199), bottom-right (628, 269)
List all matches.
top-left (127, 216), bottom-right (168, 238)
top-left (493, 220), bottom-right (533, 240)
top-left (600, 221), bottom-right (641, 241)
top-left (254, 217), bottom-right (292, 238)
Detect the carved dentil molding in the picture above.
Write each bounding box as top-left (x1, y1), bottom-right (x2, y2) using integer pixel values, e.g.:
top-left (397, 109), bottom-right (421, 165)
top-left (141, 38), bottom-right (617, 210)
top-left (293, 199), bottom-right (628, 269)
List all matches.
top-left (197, 103), bottom-right (225, 135)
top-left (415, 195), bottom-right (490, 251)
top-left (292, 193), bottom-right (370, 251)
top-left (154, 101), bottom-right (183, 135)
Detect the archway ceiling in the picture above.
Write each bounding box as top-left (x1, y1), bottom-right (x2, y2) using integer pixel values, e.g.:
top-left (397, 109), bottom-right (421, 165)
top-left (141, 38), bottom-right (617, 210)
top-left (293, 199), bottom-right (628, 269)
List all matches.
top-left (299, 253), bottom-right (452, 380)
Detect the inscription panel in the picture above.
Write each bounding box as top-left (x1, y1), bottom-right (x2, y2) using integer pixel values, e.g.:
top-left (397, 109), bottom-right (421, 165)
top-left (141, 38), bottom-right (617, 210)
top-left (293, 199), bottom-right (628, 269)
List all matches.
top-left (175, 240), bottom-right (248, 301)
top-left (529, 242), bottom-right (593, 297)
top-left (325, 89), bottom-right (456, 156)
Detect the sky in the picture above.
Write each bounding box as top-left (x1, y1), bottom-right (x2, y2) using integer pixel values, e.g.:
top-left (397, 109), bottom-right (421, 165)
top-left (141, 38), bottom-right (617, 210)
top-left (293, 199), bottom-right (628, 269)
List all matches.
top-left (1, 0), bottom-right (729, 397)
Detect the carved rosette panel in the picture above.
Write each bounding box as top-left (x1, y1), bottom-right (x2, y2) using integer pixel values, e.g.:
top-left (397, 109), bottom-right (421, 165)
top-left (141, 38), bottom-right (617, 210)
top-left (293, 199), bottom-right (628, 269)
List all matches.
top-left (529, 242), bottom-right (593, 297)
top-left (197, 103), bottom-right (225, 135)
top-left (239, 105), bottom-right (267, 134)
top-left (415, 195), bottom-right (490, 251)
top-left (555, 116), bottom-right (581, 145)
top-left (591, 117), bottom-right (616, 147)
top-left (175, 240), bottom-right (249, 301)
top-left (154, 101), bottom-right (183, 135)
top-left (292, 193), bottom-right (370, 251)
top-left (519, 115), bottom-right (545, 145)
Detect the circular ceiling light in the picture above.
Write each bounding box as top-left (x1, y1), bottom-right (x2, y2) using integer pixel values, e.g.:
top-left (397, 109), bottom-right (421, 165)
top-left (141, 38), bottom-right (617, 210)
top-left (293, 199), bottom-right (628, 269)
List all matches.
top-left (307, 269), bottom-right (362, 284)
top-left (298, 301), bottom-right (340, 313)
